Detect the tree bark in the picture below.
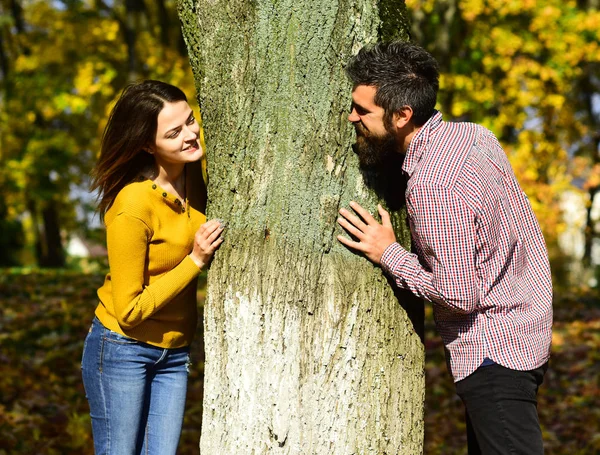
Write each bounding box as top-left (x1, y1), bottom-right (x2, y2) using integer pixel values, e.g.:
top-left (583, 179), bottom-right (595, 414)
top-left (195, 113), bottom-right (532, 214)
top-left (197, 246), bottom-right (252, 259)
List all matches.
top-left (179, 1), bottom-right (424, 453)
top-left (154, 0), bottom-right (171, 47)
top-left (39, 199), bottom-right (65, 268)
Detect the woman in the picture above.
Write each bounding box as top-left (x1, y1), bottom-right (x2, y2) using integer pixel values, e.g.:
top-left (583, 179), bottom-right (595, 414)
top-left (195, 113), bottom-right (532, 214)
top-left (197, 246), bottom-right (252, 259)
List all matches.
top-left (82, 80), bottom-right (223, 455)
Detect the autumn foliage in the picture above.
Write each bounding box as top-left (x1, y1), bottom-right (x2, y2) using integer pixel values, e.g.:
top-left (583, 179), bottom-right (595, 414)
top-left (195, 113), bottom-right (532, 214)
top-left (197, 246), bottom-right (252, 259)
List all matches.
top-left (0, 0), bottom-right (198, 267)
top-left (407, 0), bottom-right (600, 253)
top-left (2, 0), bottom-right (600, 270)
top-left (0, 270), bottom-right (207, 454)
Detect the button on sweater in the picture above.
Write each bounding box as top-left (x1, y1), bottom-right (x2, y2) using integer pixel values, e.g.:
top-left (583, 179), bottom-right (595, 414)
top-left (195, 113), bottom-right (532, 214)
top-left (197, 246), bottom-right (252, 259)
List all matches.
top-left (95, 176), bottom-right (206, 348)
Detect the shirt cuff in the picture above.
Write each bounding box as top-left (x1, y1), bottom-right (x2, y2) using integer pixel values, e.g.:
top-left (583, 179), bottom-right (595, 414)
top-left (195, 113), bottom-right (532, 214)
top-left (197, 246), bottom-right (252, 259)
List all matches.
top-left (380, 242), bottom-right (410, 276)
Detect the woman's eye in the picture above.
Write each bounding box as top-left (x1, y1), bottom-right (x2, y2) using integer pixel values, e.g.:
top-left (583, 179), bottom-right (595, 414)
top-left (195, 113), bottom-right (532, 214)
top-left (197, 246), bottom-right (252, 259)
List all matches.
top-left (187, 116), bottom-right (196, 125)
top-left (169, 131), bottom-right (180, 139)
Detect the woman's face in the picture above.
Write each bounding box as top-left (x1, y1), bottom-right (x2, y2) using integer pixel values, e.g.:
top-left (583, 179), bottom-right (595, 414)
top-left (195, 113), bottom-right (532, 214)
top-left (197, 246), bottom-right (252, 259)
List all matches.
top-left (151, 100), bottom-right (202, 167)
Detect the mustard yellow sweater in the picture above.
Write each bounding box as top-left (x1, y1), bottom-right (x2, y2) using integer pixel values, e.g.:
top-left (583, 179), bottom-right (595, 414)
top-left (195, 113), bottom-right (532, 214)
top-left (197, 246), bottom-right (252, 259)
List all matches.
top-left (95, 174), bottom-right (206, 348)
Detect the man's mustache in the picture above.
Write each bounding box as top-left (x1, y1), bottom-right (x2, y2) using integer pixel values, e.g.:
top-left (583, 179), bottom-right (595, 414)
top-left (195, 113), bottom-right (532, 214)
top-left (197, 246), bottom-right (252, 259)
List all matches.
top-left (354, 122), bottom-right (368, 137)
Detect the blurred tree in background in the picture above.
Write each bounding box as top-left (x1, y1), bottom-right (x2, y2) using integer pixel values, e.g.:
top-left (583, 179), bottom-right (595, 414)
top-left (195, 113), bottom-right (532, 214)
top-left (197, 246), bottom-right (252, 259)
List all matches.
top-left (0, 0), bottom-right (196, 267)
top-left (1, 0), bottom-right (599, 279)
top-left (406, 0), bottom-right (600, 272)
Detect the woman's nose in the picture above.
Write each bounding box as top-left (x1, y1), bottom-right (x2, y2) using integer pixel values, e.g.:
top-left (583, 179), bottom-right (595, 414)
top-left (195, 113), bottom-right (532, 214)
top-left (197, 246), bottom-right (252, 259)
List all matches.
top-left (184, 125), bottom-right (198, 140)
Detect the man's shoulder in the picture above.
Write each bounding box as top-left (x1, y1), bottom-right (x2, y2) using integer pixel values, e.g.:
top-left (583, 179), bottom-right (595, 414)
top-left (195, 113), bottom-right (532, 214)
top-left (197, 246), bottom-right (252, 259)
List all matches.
top-left (436, 119), bottom-right (486, 143)
top-left (415, 121), bottom-right (480, 187)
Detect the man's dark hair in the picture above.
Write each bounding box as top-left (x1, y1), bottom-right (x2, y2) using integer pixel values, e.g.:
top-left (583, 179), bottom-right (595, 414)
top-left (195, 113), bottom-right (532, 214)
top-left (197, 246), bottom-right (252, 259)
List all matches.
top-left (345, 41), bottom-right (440, 127)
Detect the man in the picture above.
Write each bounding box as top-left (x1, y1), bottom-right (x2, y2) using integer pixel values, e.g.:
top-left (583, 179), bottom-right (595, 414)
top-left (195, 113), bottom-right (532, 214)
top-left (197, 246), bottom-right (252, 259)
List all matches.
top-left (337, 41), bottom-right (552, 455)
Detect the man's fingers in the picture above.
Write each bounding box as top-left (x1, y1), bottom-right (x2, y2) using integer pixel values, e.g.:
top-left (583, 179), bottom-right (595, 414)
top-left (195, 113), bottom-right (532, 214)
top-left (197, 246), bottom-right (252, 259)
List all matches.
top-left (339, 207), bottom-right (367, 232)
top-left (349, 201), bottom-right (376, 224)
top-left (336, 234), bottom-right (364, 251)
top-left (337, 217), bottom-right (364, 239)
top-left (378, 204), bottom-right (392, 227)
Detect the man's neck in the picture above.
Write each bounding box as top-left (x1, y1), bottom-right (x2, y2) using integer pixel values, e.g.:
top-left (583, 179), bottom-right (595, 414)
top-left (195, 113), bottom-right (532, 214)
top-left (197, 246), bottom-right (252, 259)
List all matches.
top-left (399, 124), bottom-right (422, 155)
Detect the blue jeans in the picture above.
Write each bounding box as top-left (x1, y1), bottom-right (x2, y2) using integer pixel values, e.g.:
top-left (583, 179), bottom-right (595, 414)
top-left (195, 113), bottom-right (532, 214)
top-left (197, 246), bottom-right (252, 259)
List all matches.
top-left (81, 317), bottom-right (190, 455)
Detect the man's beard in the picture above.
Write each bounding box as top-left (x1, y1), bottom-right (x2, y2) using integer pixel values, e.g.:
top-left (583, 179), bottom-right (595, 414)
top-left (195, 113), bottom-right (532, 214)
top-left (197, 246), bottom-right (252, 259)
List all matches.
top-left (353, 122), bottom-right (406, 210)
top-left (353, 123), bottom-right (399, 170)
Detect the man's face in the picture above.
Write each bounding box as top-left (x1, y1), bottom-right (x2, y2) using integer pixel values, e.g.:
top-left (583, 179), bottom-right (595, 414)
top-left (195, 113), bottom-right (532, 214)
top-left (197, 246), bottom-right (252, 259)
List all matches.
top-left (348, 85), bottom-right (399, 169)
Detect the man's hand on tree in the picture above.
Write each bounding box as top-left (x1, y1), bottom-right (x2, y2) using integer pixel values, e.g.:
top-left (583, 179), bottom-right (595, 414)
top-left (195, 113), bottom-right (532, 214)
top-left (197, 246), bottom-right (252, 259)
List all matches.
top-left (336, 201), bottom-right (397, 265)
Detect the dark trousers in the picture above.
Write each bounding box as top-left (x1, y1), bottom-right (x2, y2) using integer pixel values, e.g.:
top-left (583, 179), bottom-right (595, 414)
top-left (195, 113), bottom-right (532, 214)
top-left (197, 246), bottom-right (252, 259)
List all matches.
top-left (455, 362), bottom-right (548, 455)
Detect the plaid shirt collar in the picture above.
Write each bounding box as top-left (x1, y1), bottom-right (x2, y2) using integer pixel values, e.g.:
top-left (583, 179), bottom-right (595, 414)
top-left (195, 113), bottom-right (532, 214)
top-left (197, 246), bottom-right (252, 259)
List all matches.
top-left (402, 110), bottom-right (444, 177)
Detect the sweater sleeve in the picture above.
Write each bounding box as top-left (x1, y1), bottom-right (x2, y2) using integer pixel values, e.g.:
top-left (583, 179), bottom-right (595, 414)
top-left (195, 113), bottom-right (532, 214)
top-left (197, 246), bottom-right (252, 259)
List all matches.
top-left (106, 212), bottom-right (201, 330)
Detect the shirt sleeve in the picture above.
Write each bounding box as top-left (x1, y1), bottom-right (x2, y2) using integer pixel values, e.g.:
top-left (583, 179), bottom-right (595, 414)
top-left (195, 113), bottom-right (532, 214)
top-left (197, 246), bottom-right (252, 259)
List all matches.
top-left (381, 185), bottom-right (479, 314)
top-left (106, 212), bottom-right (201, 330)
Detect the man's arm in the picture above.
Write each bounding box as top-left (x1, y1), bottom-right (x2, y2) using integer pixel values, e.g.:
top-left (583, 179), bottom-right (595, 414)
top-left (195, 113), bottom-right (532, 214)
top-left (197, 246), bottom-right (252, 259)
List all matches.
top-left (337, 190), bottom-right (479, 314)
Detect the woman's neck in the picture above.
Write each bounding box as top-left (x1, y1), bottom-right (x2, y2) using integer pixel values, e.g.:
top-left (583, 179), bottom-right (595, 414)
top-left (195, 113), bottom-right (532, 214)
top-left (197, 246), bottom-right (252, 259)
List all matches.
top-left (152, 162), bottom-right (186, 199)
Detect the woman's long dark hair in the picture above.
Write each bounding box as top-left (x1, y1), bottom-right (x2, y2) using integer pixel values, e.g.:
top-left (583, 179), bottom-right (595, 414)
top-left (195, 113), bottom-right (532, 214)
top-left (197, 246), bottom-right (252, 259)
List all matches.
top-left (90, 80), bottom-right (188, 216)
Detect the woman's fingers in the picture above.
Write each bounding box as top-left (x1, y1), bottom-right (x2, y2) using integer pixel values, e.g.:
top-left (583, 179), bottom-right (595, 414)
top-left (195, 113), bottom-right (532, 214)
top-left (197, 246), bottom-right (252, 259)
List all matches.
top-left (205, 226), bottom-right (224, 246)
top-left (199, 219), bottom-right (220, 234)
top-left (194, 219), bottom-right (226, 252)
top-left (197, 219), bottom-right (223, 238)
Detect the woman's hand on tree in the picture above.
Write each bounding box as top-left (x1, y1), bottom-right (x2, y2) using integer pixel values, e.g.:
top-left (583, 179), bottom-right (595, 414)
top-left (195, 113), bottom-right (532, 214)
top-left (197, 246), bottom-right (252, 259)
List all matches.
top-left (188, 219), bottom-right (225, 269)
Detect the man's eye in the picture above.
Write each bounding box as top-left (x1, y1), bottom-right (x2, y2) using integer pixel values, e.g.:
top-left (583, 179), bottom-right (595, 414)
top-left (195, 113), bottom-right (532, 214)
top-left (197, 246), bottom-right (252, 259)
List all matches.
top-left (187, 116), bottom-right (196, 125)
top-left (351, 103), bottom-right (367, 115)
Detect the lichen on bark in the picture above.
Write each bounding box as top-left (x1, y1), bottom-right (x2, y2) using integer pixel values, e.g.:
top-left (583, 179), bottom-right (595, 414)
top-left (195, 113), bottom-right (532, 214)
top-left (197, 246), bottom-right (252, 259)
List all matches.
top-left (178, 1), bottom-right (424, 453)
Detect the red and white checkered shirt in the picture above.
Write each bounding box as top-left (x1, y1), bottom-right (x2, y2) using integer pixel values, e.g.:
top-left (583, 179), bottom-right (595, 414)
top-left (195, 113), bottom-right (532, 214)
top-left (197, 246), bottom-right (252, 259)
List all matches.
top-left (381, 111), bottom-right (553, 382)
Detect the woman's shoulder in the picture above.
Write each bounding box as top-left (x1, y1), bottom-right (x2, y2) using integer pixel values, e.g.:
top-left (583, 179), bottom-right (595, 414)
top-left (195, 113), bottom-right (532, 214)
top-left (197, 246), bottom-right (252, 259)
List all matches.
top-left (106, 180), bottom-right (154, 222)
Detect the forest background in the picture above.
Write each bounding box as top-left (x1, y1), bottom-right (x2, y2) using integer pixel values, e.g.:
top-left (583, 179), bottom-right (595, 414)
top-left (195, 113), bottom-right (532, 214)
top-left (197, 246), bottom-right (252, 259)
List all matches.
top-left (0, 0), bottom-right (599, 454)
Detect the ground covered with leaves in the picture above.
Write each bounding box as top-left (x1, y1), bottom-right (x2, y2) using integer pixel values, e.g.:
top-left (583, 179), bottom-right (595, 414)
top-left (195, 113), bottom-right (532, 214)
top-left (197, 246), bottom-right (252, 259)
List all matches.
top-left (0, 270), bottom-right (598, 454)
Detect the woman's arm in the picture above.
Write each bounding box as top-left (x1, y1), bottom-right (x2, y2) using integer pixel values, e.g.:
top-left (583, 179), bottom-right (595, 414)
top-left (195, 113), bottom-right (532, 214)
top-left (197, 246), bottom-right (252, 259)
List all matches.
top-left (106, 213), bottom-right (201, 330)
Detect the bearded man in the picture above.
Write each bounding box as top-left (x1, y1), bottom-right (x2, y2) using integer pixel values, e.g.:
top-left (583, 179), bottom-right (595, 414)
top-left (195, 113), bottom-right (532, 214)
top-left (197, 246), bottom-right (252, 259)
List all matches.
top-left (336, 41), bottom-right (553, 455)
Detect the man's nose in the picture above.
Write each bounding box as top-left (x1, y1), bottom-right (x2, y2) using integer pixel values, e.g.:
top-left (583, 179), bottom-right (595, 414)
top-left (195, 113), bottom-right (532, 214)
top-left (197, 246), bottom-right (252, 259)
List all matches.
top-left (348, 108), bottom-right (360, 123)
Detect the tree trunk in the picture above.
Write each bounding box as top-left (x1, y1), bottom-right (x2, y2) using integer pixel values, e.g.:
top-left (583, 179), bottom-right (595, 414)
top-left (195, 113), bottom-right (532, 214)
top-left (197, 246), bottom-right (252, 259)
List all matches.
top-left (179, 1), bottom-right (424, 453)
top-left (40, 199), bottom-right (65, 268)
top-left (154, 0), bottom-right (171, 47)
top-left (124, 0), bottom-right (146, 79)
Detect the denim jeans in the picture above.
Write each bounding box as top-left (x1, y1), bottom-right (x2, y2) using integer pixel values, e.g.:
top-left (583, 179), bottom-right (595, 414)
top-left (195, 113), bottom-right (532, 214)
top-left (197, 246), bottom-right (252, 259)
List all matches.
top-left (456, 362), bottom-right (548, 455)
top-left (81, 317), bottom-right (190, 455)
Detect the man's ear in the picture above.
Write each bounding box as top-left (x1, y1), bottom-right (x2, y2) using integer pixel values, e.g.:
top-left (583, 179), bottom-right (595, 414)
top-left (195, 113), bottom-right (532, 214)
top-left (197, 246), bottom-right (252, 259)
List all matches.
top-left (393, 106), bottom-right (414, 129)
